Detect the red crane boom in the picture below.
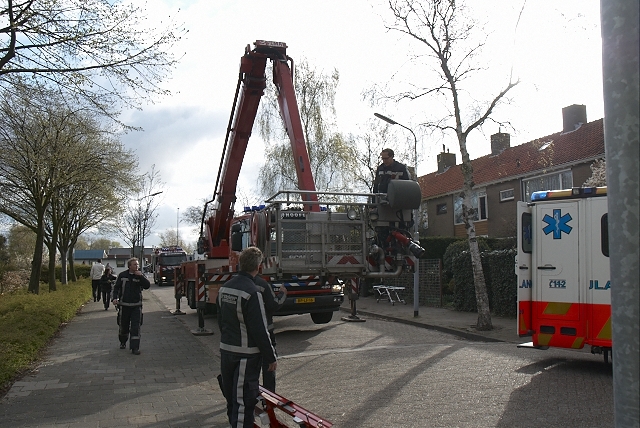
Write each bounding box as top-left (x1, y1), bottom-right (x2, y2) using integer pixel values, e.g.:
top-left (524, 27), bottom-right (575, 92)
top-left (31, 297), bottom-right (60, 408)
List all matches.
top-left (203, 40), bottom-right (318, 259)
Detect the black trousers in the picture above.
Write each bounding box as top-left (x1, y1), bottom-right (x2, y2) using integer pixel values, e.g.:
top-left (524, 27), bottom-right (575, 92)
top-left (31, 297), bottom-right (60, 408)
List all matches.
top-left (220, 351), bottom-right (262, 428)
top-left (118, 306), bottom-right (142, 351)
top-left (101, 287), bottom-right (112, 309)
top-left (91, 280), bottom-right (101, 301)
top-left (261, 330), bottom-right (277, 392)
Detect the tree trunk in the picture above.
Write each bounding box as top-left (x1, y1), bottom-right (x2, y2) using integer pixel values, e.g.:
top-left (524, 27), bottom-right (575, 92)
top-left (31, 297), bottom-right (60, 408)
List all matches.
top-left (67, 247), bottom-right (77, 282)
top-left (28, 223), bottom-right (45, 294)
top-left (459, 136), bottom-right (492, 331)
top-left (48, 240), bottom-right (57, 292)
top-left (59, 247), bottom-right (68, 284)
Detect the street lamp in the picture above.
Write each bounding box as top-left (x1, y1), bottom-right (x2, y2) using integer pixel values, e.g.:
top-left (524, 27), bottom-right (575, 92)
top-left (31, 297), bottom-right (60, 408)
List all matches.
top-left (374, 113), bottom-right (421, 318)
top-left (136, 191), bottom-right (163, 269)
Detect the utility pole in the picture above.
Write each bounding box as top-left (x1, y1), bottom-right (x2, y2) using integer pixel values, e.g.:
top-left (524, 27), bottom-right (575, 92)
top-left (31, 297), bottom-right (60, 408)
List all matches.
top-left (374, 113), bottom-right (421, 317)
top-left (601, 0), bottom-right (639, 425)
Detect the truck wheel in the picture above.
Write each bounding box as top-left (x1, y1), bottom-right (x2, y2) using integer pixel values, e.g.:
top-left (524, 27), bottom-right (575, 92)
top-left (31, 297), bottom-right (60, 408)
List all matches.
top-left (187, 282), bottom-right (197, 310)
top-left (311, 312), bottom-right (333, 324)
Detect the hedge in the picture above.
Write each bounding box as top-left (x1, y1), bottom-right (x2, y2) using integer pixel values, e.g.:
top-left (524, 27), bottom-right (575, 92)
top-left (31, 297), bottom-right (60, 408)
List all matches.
top-left (39, 264), bottom-right (92, 282)
top-left (451, 249), bottom-right (517, 317)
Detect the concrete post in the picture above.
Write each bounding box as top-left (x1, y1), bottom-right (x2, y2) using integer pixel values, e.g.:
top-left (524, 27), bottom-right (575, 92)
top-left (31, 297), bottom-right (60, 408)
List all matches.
top-left (601, 1), bottom-right (639, 425)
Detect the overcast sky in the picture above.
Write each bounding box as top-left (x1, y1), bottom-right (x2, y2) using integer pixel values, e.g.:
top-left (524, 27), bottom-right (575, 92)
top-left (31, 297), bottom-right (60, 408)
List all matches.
top-left (116, 0), bottom-right (604, 247)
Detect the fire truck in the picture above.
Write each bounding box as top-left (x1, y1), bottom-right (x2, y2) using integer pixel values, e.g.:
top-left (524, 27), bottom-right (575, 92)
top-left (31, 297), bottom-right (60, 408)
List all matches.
top-left (516, 186), bottom-right (612, 362)
top-left (152, 246), bottom-right (188, 287)
top-left (175, 40), bottom-right (423, 328)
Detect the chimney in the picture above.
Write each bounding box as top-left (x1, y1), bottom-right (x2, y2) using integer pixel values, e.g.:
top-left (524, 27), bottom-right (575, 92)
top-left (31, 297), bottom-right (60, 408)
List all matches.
top-left (562, 104), bottom-right (587, 133)
top-left (490, 131), bottom-right (510, 155)
top-left (437, 145), bottom-right (456, 173)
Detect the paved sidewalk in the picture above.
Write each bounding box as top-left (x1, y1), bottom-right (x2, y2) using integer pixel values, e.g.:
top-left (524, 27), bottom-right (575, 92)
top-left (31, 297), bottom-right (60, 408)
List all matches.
top-left (0, 293), bottom-right (228, 427)
top-left (340, 294), bottom-right (520, 344)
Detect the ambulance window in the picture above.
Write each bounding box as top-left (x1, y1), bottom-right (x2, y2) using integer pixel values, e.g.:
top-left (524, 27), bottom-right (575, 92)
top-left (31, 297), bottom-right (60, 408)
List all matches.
top-left (521, 213), bottom-right (532, 254)
top-left (601, 214), bottom-right (609, 257)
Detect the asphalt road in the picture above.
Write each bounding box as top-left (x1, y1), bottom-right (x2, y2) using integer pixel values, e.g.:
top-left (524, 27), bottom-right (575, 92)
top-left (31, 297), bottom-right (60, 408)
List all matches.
top-left (150, 283), bottom-right (614, 427)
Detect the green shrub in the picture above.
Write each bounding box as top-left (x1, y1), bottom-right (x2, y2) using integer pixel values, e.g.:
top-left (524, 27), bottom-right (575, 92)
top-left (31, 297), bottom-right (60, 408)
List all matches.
top-left (451, 249), bottom-right (517, 317)
top-left (419, 236), bottom-right (463, 260)
top-left (485, 249), bottom-right (517, 317)
top-left (443, 238), bottom-right (490, 273)
top-left (0, 280), bottom-right (92, 387)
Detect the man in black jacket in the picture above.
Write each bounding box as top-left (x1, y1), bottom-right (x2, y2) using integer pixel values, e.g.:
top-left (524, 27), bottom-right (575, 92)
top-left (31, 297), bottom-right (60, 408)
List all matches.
top-left (372, 148), bottom-right (411, 195)
top-left (112, 258), bottom-right (150, 355)
top-left (217, 247), bottom-right (276, 428)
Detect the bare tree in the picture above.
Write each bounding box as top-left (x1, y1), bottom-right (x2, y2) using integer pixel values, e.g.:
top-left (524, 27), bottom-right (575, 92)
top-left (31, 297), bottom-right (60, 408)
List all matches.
top-left (114, 166), bottom-right (164, 257)
top-left (352, 118), bottom-right (410, 193)
top-left (0, 0), bottom-right (186, 121)
top-left (383, 0), bottom-right (520, 330)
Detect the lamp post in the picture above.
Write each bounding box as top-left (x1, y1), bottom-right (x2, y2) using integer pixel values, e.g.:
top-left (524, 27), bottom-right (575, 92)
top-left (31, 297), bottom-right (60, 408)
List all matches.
top-left (137, 191), bottom-right (163, 269)
top-left (374, 113), bottom-right (421, 317)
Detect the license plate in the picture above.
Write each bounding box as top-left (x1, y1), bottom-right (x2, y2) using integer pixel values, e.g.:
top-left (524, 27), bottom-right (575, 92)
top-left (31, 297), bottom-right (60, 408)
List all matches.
top-left (295, 297), bottom-right (315, 304)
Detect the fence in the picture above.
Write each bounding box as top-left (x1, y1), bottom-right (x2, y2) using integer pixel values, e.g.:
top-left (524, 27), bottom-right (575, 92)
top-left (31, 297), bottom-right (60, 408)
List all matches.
top-left (378, 259), bottom-right (443, 307)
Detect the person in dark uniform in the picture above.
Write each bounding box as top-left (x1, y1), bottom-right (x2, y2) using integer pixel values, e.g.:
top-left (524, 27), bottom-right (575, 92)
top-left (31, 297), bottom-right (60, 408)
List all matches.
top-left (217, 247), bottom-right (276, 428)
top-left (112, 258), bottom-right (150, 355)
top-left (254, 276), bottom-right (286, 392)
top-left (372, 148), bottom-right (411, 195)
top-left (100, 267), bottom-right (117, 310)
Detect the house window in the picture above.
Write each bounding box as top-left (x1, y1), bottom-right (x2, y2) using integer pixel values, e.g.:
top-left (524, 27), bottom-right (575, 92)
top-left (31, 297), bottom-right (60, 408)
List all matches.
top-left (116, 259), bottom-right (125, 267)
top-left (499, 188), bottom-right (514, 202)
top-left (454, 190), bottom-right (487, 224)
top-left (436, 203), bottom-right (447, 214)
top-left (523, 170), bottom-right (573, 202)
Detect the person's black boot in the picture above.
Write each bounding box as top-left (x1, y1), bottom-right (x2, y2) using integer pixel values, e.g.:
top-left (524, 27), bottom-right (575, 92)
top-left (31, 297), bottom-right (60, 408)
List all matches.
top-left (132, 349), bottom-right (140, 355)
top-left (120, 343), bottom-right (126, 349)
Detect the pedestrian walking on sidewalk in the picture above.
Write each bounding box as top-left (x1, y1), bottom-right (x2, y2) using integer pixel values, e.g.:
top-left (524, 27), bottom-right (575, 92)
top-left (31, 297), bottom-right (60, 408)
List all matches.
top-left (112, 257), bottom-right (150, 355)
top-left (100, 267), bottom-right (117, 310)
top-left (217, 247), bottom-right (277, 428)
top-left (254, 275), bottom-right (286, 392)
top-left (90, 259), bottom-right (105, 302)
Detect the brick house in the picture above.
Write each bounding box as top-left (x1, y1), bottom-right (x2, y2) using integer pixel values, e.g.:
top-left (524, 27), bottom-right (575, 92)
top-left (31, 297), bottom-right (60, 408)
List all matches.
top-left (418, 105), bottom-right (605, 238)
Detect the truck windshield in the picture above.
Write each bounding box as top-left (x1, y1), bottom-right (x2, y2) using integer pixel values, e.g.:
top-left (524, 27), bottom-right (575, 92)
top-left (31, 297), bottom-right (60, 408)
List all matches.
top-left (158, 254), bottom-right (187, 265)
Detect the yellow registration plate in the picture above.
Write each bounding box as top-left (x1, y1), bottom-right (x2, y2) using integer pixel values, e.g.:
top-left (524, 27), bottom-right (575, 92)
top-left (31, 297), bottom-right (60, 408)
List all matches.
top-left (295, 297), bottom-right (315, 304)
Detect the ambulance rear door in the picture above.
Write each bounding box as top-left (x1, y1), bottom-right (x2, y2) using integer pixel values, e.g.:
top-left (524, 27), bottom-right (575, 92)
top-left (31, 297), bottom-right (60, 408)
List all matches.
top-left (516, 201), bottom-right (533, 336)
top-left (534, 200), bottom-right (580, 321)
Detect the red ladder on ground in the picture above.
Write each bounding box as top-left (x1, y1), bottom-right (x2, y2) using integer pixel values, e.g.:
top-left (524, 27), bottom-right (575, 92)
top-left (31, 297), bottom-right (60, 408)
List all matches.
top-left (254, 386), bottom-right (333, 427)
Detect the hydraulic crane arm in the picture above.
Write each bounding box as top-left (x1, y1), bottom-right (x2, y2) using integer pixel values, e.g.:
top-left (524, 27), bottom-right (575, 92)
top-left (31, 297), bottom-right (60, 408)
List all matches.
top-left (204, 40), bottom-right (318, 259)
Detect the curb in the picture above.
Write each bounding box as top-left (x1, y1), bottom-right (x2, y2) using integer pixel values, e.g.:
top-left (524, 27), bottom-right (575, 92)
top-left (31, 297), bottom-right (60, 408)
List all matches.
top-left (339, 307), bottom-right (505, 343)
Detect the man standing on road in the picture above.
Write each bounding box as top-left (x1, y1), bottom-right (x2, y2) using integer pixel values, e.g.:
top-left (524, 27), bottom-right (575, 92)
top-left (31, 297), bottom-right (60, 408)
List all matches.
top-left (90, 259), bottom-right (105, 302)
top-left (217, 247), bottom-right (276, 428)
top-left (112, 258), bottom-right (150, 355)
top-left (254, 276), bottom-right (286, 392)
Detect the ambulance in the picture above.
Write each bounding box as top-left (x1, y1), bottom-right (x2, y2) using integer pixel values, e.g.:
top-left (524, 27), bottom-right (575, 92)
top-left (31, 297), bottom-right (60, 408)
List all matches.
top-left (516, 187), bottom-right (612, 362)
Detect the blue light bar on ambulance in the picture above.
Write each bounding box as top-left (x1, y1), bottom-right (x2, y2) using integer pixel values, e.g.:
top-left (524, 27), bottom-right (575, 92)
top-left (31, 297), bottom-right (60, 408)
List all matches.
top-left (531, 187), bottom-right (607, 201)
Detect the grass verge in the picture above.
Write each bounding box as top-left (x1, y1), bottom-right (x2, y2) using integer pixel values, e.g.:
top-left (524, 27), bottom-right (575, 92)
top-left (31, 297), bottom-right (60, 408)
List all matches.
top-left (0, 280), bottom-right (92, 395)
